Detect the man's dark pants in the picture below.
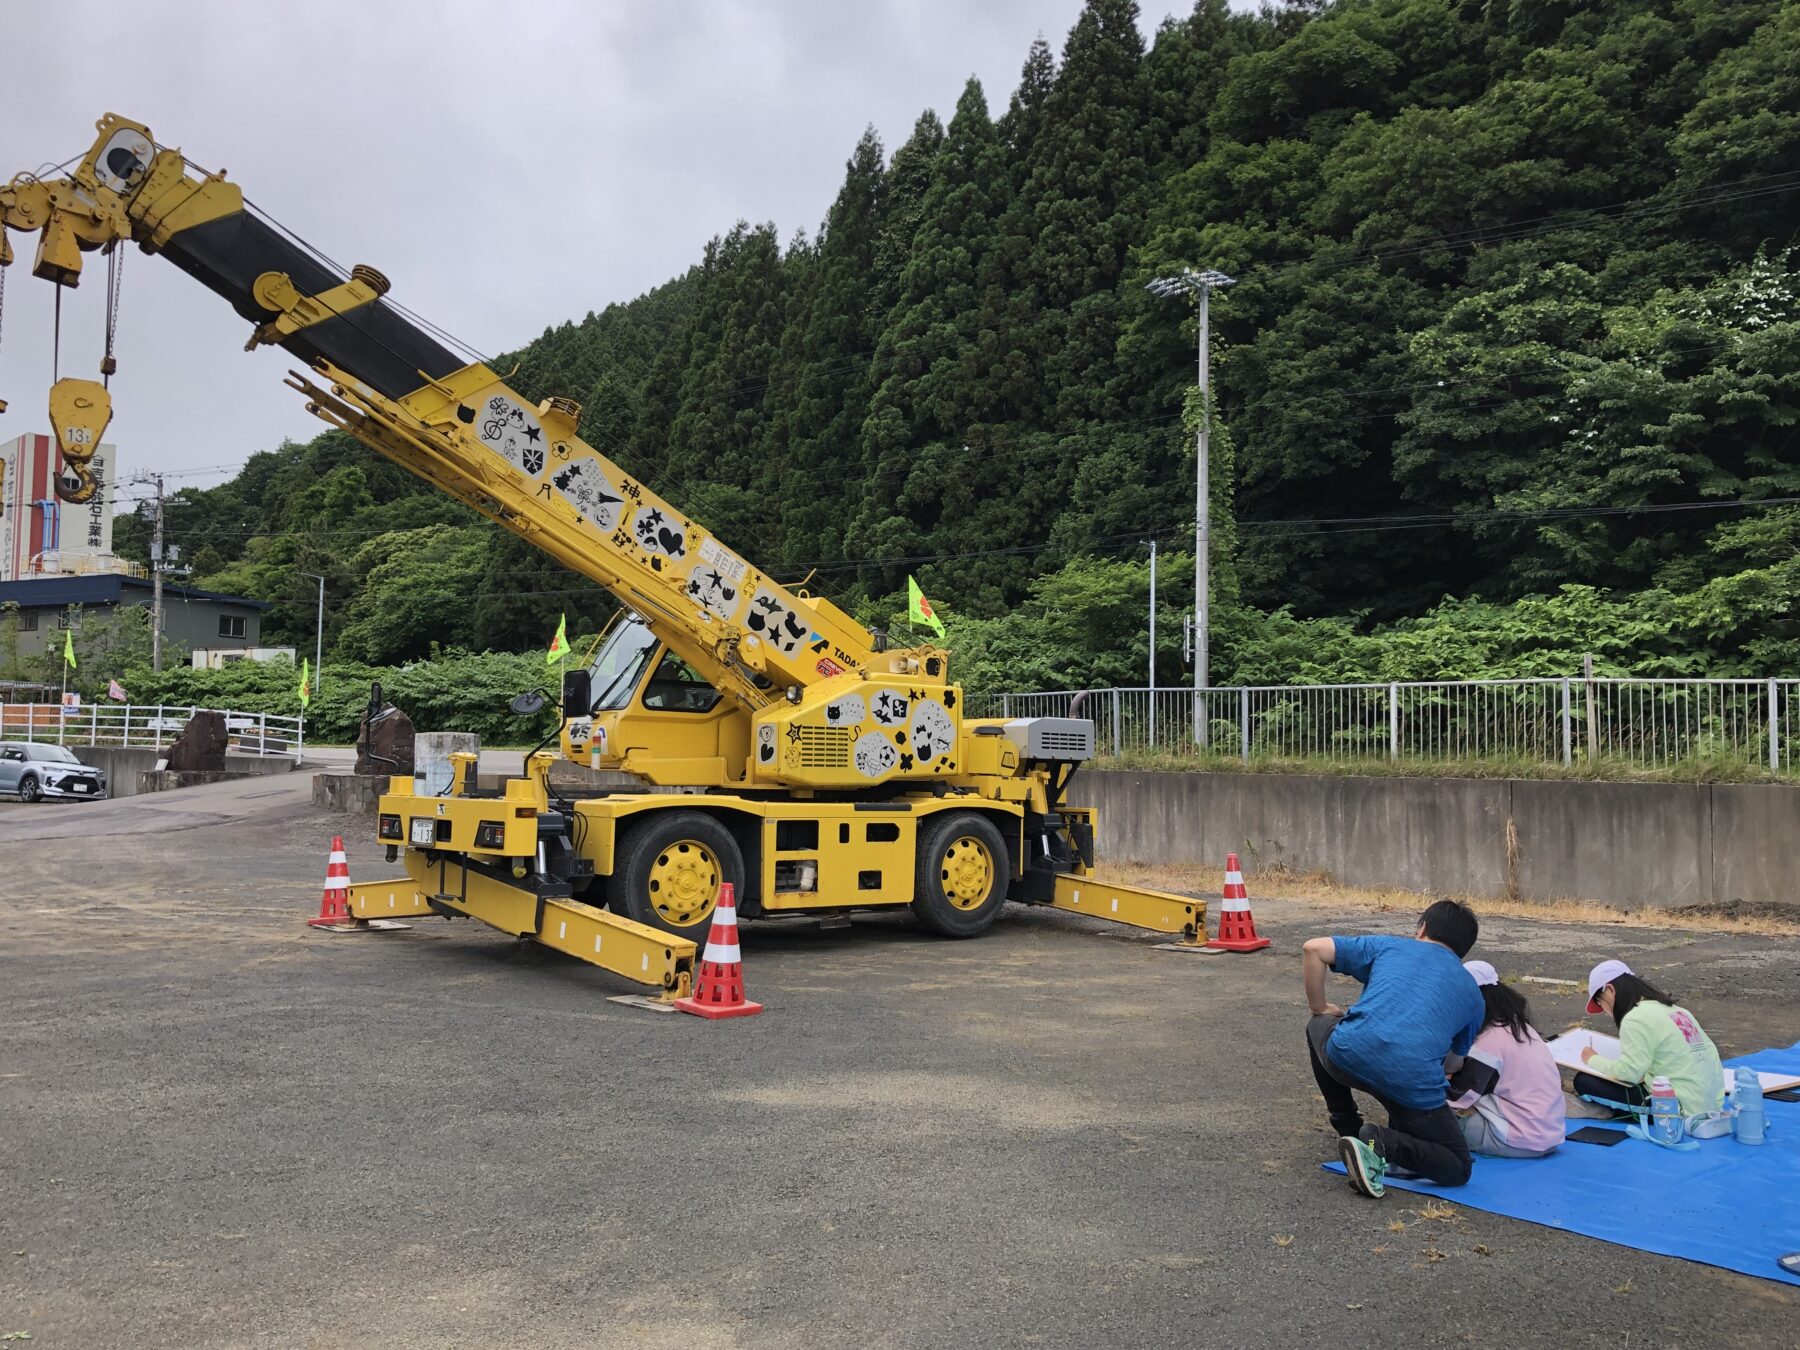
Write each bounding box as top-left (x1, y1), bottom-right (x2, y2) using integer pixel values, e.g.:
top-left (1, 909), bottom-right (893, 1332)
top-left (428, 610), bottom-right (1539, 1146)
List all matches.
top-left (1306, 1013), bottom-right (1473, 1187)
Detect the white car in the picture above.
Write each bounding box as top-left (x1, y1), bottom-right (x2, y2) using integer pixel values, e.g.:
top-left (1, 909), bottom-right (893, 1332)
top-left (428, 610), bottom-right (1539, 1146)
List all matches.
top-left (0, 741), bottom-right (109, 801)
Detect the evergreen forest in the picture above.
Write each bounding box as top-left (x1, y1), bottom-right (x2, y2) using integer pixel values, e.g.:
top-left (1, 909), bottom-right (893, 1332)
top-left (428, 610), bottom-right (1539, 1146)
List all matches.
top-left (93, 0), bottom-right (1800, 699)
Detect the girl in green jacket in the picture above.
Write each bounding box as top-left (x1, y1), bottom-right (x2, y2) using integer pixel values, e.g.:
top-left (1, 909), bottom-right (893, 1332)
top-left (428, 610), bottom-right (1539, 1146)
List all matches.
top-left (1574, 959), bottom-right (1726, 1117)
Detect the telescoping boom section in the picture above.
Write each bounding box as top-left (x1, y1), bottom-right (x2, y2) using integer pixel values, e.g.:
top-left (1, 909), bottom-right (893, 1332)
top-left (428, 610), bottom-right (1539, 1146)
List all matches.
top-left (1, 114), bottom-right (1207, 992)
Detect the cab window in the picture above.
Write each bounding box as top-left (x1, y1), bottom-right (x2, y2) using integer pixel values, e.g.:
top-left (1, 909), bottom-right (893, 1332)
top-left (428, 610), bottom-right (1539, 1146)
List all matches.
top-left (641, 651), bottom-right (722, 713)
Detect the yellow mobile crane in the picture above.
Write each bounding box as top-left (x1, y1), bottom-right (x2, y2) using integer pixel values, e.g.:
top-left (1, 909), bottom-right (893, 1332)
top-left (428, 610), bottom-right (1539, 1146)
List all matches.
top-left (2, 114), bottom-right (1204, 999)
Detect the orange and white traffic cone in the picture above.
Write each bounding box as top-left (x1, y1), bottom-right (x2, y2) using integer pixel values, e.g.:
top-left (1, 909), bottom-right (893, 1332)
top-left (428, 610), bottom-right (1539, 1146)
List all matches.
top-left (1205, 852), bottom-right (1270, 952)
top-left (308, 835), bottom-right (359, 930)
top-left (673, 882), bottom-right (763, 1020)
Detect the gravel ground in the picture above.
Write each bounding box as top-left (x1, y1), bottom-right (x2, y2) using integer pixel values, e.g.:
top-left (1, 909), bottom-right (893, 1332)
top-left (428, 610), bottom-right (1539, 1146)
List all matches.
top-left (2, 784), bottom-right (1797, 1348)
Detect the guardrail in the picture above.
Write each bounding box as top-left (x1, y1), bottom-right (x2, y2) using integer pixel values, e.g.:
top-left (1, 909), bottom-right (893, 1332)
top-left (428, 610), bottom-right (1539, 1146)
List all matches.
top-left (966, 679), bottom-right (1798, 778)
top-left (0, 703), bottom-right (306, 761)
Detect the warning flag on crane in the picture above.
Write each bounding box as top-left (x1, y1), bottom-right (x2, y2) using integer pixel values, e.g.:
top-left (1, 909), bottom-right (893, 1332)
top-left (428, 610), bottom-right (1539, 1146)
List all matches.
top-left (298, 658), bottom-right (311, 709)
top-left (546, 613), bottom-right (570, 666)
top-left (907, 576), bottom-right (946, 639)
top-left (63, 627), bottom-right (77, 669)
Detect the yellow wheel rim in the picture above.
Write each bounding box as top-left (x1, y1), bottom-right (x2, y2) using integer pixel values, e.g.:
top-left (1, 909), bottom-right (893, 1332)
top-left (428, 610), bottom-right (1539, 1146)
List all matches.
top-left (647, 840), bottom-right (721, 929)
top-left (941, 835), bottom-right (995, 910)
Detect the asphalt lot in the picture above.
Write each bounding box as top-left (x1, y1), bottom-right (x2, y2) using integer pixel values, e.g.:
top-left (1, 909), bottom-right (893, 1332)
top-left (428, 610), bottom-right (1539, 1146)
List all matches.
top-left (3, 772), bottom-right (1799, 1348)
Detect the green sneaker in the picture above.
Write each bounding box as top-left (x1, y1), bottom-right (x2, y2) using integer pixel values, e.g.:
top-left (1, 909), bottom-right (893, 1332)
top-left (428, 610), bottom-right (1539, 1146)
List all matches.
top-left (1339, 1133), bottom-right (1387, 1199)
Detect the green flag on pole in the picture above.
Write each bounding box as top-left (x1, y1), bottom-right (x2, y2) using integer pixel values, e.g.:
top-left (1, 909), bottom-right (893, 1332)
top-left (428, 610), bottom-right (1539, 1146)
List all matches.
top-left (63, 627), bottom-right (77, 669)
top-left (298, 657), bottom-right (311, 709)
top-left (546, 613), bottom-right (570, 665)
top-left (907, 575), bottom-right (946, 639)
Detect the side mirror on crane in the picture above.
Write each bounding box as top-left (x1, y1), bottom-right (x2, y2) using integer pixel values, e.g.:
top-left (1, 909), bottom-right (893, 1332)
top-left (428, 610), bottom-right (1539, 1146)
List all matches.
top-left (508, 690), bottom-right (547, 716)
top-left (560, 668), bottom-right (592, 717)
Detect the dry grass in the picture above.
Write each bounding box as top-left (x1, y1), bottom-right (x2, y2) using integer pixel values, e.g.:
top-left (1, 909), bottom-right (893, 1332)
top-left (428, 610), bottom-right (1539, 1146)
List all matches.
top-left (1413, 1201), bottom-right (1460, 1223)
top-left (1097, 860), bottom-right (1800, 938)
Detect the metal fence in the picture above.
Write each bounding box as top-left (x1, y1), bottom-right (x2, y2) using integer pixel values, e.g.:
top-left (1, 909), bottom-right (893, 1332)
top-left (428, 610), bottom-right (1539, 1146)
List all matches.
top-left (0, 703), bottom-right (306, 761)
top-left (967, 679), bottom-right (1799, 778)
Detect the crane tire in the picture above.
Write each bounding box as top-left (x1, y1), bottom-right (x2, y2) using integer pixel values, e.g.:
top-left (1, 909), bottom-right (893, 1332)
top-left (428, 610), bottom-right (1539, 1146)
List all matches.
top-left (612, 810), bottom-right (744, 949)
top-left (910, 811), bottom-right (1009, 938)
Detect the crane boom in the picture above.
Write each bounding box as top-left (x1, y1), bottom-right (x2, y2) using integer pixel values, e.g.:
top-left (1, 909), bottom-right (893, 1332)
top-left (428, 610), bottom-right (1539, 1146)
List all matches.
top-left (1, 115), bottom-right (905, 739)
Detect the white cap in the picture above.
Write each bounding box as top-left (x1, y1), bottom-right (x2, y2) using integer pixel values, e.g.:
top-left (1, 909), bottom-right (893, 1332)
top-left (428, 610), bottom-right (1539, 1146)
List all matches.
top-left (1463, 960), bottom-right (1498, 987)
top-left (1587, 959), bottom-right (1634, 1014)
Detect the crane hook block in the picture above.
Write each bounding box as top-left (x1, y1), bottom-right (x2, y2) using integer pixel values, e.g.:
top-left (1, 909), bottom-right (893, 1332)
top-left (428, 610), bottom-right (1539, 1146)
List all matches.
top-left (49, 378), bottom-right (111, 504)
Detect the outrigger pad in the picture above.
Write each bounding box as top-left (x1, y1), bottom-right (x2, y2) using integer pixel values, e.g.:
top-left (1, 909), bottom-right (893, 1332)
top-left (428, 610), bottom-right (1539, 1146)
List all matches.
top-left (312, 919), bottom-right (413, 934)
top-left (607, 994), bottom-right (678, 1015)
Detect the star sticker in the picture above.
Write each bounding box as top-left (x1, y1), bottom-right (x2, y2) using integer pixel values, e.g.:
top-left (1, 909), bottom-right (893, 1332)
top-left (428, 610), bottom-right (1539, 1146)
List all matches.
top-left (524, 425), bottom-right (542, 442)
top-left (909, 689), bottom-right (924, 702)
top-left (786, 725), bottom-right (803, 743)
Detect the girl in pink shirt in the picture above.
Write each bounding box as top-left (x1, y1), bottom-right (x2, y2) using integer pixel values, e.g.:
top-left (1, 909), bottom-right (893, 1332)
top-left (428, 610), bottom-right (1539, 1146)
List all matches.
top-left (1447, 961), bottom-right (1566, 1158)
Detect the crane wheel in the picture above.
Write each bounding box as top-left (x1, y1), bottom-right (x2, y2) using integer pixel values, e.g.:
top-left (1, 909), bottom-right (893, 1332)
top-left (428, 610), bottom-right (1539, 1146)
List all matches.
top-left (612, 810), bottom-right (745, 947)
top-left (910, 811), bottom-right (1009, 938)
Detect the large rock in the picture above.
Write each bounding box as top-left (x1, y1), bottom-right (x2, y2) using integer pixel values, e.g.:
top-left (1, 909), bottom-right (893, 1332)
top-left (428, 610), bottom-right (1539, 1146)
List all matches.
top-left (355, 705), bottom-right (415, 777)
top-left (164, 710), bottom-right (228, 772)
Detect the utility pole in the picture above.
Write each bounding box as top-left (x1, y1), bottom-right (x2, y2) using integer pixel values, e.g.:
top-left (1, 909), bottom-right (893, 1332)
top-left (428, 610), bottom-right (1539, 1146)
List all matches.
top-left (299, 572), bottom-right (325, 682)
top-left (148, 472), bottom-right (165, 673)
top-left (1147, 266), bottom-right (1236, 747)
top-left (1147, 538), bottom-right (1157, 750)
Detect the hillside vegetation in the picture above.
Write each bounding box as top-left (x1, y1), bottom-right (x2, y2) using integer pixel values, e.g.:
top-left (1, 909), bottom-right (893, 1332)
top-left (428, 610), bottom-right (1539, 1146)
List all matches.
top-left (83, 0), bottom-right (1797, 711)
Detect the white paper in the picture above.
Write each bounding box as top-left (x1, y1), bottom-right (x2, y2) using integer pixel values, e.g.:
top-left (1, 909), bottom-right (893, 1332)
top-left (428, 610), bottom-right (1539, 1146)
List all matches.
top-left (1547, 1028), bottom-right (1618, 1076)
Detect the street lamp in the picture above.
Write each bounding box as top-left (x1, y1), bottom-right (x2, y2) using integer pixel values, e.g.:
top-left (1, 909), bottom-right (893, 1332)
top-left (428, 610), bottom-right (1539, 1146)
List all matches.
top-left (298, 573), bottom-right (325, 688)
top-left (1147, 266), bottom-right (1235, 746)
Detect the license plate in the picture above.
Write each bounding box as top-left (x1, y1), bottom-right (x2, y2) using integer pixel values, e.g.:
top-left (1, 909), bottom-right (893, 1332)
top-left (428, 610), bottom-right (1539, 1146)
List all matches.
top-left (70, 783), bottom-right (89, 793)
top-left (410, 818), bottom-right (436, 846)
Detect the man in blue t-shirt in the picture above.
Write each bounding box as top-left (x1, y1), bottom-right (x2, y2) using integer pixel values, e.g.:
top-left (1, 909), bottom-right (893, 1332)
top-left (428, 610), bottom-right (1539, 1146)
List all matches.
top-left (1302, 899), bottom-right (1486, 1198)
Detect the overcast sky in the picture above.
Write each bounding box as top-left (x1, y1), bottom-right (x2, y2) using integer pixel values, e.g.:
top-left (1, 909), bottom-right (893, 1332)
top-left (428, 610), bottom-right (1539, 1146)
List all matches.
top-left (3, 0), bottom-right (1241, 504)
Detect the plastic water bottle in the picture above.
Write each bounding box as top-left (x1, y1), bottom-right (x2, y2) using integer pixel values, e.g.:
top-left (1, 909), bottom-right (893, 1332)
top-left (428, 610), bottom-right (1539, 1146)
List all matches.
top-left (1649, 1077), bottom-right (1683, 1146)
top-left (1734, 1067), bottom-right (1766, 1146)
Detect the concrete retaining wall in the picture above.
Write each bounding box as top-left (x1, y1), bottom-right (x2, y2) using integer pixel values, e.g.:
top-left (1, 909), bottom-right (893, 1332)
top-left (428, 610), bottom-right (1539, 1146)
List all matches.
top-left (69, 746), bottom-right (295, 799)
top-left (1068, 770), bottom-right (1800, 910)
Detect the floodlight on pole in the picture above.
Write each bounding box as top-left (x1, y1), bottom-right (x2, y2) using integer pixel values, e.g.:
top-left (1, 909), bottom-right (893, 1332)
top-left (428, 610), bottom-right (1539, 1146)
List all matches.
top-left (1146, 265), bottom-right (1235, 747)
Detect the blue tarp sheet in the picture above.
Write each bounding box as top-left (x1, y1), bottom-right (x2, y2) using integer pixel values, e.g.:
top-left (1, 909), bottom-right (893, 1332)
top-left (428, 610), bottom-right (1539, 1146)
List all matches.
top-left (1322, 1040), bottom-right (1800, 1285)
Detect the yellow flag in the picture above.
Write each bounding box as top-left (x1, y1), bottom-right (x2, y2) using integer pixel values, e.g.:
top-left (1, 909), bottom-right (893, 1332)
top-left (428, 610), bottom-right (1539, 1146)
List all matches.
top-left (298, 657), bottom-right (311, 709)
top-left (907, 576), bottom-right (946, 639)
top-left (546, 613), bottom-right (570, 665)
top-left (63, 626), bottom-right (77, 669)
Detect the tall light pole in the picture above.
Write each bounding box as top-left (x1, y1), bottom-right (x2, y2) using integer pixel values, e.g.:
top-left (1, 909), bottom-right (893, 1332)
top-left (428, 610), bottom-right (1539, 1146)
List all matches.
top-left (298, 573), bottom-right (325, 685)
top-left (1147, 266), bottom-right (1235, 746)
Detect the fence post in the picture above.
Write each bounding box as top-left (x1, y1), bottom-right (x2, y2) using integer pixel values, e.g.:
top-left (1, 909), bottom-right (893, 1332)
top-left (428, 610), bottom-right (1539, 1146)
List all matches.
top-left (1582, 655), bottom-right (1598, 762)
top-left (259, 711), bottom-right (268, 755)
top-left (1002, 693), bottom-right (1012, 719)
top-left (123, 705), bottom-right (131, 748)
top-left (155, 704), bottom-right (165, 750)
top-left (1388, 682), bottom-right (1399, 761)
top-left (1560, 679), bottom-right (1573, 767)
top-left (1239, 687), bottom-right (1250, 763)
top-left (1771, 678), bottom-right (1780, 775)
top-left (91, 701), bottom-right (98, 744)
top-left (1110, 689), bottom-right (1121, 758)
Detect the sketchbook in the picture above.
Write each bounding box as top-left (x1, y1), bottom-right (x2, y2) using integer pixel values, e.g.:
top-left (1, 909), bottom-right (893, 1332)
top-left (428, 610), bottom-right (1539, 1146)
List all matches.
top-left (1546, 1029), bottom-right (1800, 1095)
